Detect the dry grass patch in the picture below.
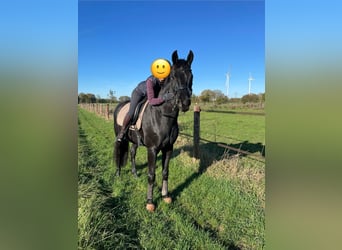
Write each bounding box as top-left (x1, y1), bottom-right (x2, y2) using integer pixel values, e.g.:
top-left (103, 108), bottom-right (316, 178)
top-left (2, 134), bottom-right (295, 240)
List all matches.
top-left (174, 136), bottom-right (265, 208)
top-left (206, 152), bottom-right (265, 208)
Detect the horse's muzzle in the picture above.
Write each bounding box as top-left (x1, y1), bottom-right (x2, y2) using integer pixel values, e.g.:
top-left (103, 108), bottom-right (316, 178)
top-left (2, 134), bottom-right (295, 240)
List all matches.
top-left (181, 99), bottom-right (191, 112)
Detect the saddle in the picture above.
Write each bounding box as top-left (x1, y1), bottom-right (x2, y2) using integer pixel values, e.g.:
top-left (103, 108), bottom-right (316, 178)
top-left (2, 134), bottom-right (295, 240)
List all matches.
top-left (117, 99), bottom-right (149, 130)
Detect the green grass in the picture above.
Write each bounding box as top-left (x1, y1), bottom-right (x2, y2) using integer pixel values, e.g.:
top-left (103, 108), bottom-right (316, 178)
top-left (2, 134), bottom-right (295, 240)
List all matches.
top-left (78, 107), bottom-right (265, 249)
top-left (178, 109), bottom-right (265, 160)
top-left (179, 111), bottom-right (264, 142)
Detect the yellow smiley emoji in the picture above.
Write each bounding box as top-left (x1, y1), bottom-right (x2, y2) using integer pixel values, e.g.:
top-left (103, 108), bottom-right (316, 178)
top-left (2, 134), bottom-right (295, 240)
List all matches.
top-left (151, 59), bottom-right (171, 79)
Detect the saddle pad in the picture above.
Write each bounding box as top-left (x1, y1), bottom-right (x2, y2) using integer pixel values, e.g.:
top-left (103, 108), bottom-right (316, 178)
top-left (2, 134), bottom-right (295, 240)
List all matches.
top-left (117, 103), bottom-right (130, 126)
top-left (117, 101), bottom-right (149, 130)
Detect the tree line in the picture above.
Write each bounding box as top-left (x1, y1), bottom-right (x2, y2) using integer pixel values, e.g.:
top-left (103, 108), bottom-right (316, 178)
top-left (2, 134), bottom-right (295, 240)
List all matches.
top-left (78, 92), bottom-right (130, 104)
top-left (78, 89), bottom-right (265, 104)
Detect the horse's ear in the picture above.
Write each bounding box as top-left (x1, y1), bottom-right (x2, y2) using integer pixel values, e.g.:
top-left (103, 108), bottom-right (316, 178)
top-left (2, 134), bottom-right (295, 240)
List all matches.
top-left (187, 50), bottom-right (194, 66)
top-left (172, 50), bottom-right (178, 64)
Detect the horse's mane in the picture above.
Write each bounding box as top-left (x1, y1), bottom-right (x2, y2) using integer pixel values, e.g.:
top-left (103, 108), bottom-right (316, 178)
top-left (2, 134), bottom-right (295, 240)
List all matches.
top-left (159, 59), bottom-right (192, 95)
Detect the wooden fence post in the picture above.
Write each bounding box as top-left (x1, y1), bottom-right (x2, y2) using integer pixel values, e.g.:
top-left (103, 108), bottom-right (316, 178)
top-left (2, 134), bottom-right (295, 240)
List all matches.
top-left (106, 104), bottom-right (109, 120)
top-left (193, 103), bottom-right (201, 159)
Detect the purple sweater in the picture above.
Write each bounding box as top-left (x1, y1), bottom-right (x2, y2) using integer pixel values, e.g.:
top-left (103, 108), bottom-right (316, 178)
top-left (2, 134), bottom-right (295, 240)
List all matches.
top-left (136, 76), bottom-right (164, 106)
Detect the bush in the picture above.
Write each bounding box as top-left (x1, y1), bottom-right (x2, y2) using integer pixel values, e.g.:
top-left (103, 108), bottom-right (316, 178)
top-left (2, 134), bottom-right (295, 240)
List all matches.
top-left (241, 94), bottom-right (260, 104)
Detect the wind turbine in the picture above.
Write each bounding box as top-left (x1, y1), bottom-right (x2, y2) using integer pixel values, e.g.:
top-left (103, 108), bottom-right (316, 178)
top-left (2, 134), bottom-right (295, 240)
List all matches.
top-left (225, 66), bottom-right (231, 97)
top-left (248, 72), bottom-right (254, 95)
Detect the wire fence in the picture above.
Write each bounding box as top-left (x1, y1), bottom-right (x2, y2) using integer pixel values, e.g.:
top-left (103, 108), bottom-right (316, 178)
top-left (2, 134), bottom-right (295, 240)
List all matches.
top-left (79, 103), bottom-right (117, 120)
top-left (79, 103), bottom-right (265, 162)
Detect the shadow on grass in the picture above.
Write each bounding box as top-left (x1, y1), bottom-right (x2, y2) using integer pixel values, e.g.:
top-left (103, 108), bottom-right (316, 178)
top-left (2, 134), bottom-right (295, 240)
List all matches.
top-left (78, 117), bottom-right (142, 249)
top-left (171, 139), bottom-right (265, 197)
top-left (114, 140), bottom-right (243, 249)
top-left (124, 138), bottom-right (265, 185)
top-left (225, 140), bottom-right (265, 157)
top-left (190, 218), bottom-right (242, 250)
top-left (171, 142), bottom-right (225, 198)
top-left (169, 140), bottom-right (266, 249)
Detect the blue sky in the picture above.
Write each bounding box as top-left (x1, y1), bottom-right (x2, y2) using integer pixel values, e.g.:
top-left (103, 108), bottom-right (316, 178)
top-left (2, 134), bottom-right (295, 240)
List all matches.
top-left (78, 0), bottom-right (265, 98)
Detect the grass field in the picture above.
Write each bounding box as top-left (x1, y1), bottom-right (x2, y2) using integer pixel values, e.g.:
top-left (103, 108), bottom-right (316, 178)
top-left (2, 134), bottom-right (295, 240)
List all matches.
top-left (179, 109), bottom-right (264, 143)
top-left (78, 106), bottom-right (265, 249)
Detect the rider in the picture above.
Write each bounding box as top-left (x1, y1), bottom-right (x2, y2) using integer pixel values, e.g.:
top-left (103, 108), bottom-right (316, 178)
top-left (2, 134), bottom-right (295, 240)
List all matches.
top-left (116, 60), bottom-right (174, 142)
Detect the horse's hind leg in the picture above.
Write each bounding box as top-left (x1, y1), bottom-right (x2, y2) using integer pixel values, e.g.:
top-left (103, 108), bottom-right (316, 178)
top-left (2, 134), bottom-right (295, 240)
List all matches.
top-left (130, 143), bottom-right (138, 178)
top-left (161, 147), bottom-right (173, 204)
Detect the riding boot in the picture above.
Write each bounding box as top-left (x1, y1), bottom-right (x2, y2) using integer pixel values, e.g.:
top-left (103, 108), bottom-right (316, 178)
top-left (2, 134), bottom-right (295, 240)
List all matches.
top-left (116, 114), bottom-right (131, 142)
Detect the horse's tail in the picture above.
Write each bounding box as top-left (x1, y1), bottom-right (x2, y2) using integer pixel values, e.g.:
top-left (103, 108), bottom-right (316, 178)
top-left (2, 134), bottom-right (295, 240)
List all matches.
top-left (114, 139), bottom-right (129, 169)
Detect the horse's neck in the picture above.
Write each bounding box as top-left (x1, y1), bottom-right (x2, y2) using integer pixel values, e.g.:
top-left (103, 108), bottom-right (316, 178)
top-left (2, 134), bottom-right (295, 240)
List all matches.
top-left (158, 84), bottom-right (170, 98)
top-left (157, 79), bottom-right (179, 119)
top-left (157, 100), bottom-right (179, 120)
top-left (154, 94), bottom-right (179, 121)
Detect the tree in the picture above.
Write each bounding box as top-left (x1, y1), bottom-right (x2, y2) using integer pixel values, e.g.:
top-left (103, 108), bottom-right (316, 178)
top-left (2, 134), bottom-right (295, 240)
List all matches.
top-left (260, 93), bottom-right (265, 102)
top-left (191, 94), bottom-right (199, 104)
top-left (199, 89), bottom-right (214, 103)
top-left (119, 96), bottom-right (130, 102)
top-left (78, 92), bottom-right (96, 103)
top-left (199, 89), bottom-right (228, 104)
top-left (87, 93), bottom-right (96, 103)
top-left (108, 89), bottom-right (117, 103)
top-left (229, 97), bottom-right (241, 103)
top-left (96, 95), bottom-right (101, 102)
top-left (97, 98), bottom-right (109, 103)
top-left (213, 90), bottom-right (228, 104)
top-left (78, 93), bottom-right (86, 103)
top-left (241, 93), bottom-right (259, 104)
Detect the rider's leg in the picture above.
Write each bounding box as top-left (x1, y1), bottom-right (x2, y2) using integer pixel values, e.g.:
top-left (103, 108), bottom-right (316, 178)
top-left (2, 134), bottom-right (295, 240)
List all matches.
top-left (116, 89), bottom-right (142, 142)
top-left (116, 113), bottom-right (131, 142)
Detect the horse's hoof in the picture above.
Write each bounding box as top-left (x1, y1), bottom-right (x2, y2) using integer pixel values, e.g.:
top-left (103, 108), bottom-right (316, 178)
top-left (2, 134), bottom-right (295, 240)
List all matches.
top-left (163, 196), bottom-right (172, 204)
top-left (146, 203), bottom-right (155, 212)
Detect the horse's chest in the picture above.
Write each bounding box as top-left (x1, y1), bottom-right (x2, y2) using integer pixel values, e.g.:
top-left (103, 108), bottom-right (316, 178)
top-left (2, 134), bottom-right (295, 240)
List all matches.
top-left (161, 124), bottom-right (179, 146)
top-left (143, 124), bottom-right (178, 148)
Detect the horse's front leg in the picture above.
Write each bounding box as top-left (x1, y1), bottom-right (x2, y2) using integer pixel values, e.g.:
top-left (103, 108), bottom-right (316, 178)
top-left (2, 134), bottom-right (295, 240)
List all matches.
top-left (146, 147), bottom-right (157, 212)
top-left (130, 143), bottom-right (138, 178)
top-left (161, 146), bottom-right (173, 204)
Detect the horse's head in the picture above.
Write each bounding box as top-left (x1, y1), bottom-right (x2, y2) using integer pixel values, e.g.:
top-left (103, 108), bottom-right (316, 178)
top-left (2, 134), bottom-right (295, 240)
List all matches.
top-left (163, 50), bottom-right (194, 112)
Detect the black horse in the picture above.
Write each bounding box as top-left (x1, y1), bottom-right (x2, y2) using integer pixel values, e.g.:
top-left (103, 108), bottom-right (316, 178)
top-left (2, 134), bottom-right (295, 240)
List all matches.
top-left (113, 50), bottom-right (194, 211)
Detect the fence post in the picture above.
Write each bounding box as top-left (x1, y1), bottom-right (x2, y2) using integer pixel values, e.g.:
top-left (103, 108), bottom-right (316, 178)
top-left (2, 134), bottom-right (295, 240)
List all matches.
top-left (106, 104), bottom-right (109, 120)
top-left (193, 103), bottom-right (201, 159)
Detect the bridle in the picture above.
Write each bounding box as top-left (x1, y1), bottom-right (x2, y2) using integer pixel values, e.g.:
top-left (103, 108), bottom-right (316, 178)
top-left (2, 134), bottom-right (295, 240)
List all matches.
top-left (164, 67), bottom-right (192, 111)
top-left (165, 86), bottom-right (191, 115)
